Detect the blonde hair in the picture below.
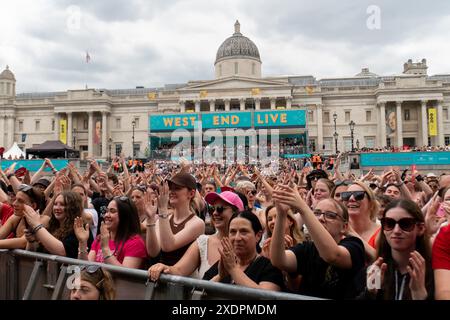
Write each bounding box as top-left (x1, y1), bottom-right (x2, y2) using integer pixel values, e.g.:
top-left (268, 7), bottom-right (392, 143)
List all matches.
top-left (265, 205), bottom-right (304, 244)
top-left (350, 181), bottom-right (380, 221)
top-left (235, 181), bottom-right (256, 193)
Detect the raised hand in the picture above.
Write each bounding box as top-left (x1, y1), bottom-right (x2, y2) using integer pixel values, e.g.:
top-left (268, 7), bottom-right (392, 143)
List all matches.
top-left (157, 181), bottom-right (169, 211)
top-left (23, 204), bottom-right (41, 229)
top-left (407, 251), bottom-right (428, 300)
top-left (99, 222), bottom-right (110, 250)
top-left (74, 216), bottom-right (89, 243)
top-left (218, 237), bottom-right (237, 274)
top-left (143, 189), bottom-right (158, 220)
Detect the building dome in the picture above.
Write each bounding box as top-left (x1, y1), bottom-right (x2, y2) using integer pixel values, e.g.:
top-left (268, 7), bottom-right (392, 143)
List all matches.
top-left (355, 67), bottom-right (378, 78)
top-left (215, 21), bottom-right (261, 64)
top-left (0, 65), bottom-right (16, 81)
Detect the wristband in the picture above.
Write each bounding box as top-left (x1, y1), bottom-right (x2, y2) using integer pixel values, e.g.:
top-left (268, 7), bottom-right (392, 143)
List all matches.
top-left (32, 224), bottom-right (44, 234)
top-left (78, 249), bottom-right (88, 255)
top-left (158, 212), bottom-right (169, 219)
top-left (103, 253), bottom-right (114, 260)
top-left (146, 223), bottom-right (156, 227)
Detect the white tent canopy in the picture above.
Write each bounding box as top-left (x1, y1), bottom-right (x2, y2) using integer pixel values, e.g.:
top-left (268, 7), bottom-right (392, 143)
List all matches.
top-left (3, 142), bottom-right (26, 159)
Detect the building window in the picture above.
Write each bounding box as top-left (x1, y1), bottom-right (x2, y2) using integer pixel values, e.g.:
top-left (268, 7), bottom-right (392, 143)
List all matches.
top-left (6, 83), bottom-right (11, 95)
top-left (345, 111), bottom-right (350, 122)
top-left (444, 108), bottom-right (449, 120)
top-left (234, 62), bottom-right (238, 74)
top-left (116, 118), bottom-right (121, 129)
top-left (365, 136), bottom-right (375, 148)
top-left (80, 145), bottom-right (88, 151)
top-left (133, 117), bottom-right (140, 129)
top-left (18, 120), bottom-right (23, 132)
top-left (323, 138), bottom-right (333, 150)
top-left (35, 120), bottom-right (40, 132)
top-left (323, 111), bottom-right (330, 123)
top-left (309, 139), bottom-right (316, 152)
top-left (343, 137), bottom-right (352, 152)
top-left (52, 120), bottom-right (55, 131)
top-left (308, 111), bottom-right (314, 122)
top-left (252, 63), bottom-right (255, 75)
top-left (386, 137), bottom-right (391, 148)
top-left (445, 136), bottom-right (450, 146)
top-left (115, 143), bottom-right (122, 156)
top-left (83, 119), bottom-right (88, 130)
top-left (133, 143), bottom-right (140, 157)
top-left (404, 109), bottom-right (410, 121)
top-left (366, 110), bottom-right (372, 122)
top-left (428, 137), bottom-right (431, 147)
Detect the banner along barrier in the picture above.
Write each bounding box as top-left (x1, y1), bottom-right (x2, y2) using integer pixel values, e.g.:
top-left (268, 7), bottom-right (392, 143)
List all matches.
top-left (0, 249), bottom-right (322, 300)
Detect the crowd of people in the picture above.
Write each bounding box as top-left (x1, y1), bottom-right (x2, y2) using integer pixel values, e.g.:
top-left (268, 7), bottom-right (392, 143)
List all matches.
top-left (0, 154), bottom-right (449, 301)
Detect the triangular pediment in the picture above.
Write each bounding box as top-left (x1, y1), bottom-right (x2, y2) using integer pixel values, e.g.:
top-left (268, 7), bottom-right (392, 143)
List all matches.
top-left (180, 76), bottom-right (289, 91)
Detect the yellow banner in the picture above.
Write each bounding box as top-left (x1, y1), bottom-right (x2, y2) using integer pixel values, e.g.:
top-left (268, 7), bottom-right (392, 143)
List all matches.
top-left (199, 90), bottom-right (208, 98)
top-left (59, 119), bottom-right (67, 144)
top-left (305, 86), bottom-right (314, 94)
top-left (251, 88), bottom-right (260, 95)
top-left (428, 108), bottom-right (437, 136)
top-left (147, 92), bottom-right (156, 100)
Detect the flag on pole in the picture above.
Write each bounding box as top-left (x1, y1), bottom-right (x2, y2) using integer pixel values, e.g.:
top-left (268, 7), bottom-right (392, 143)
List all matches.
top-left (86, 51), bottom-right (91, 63)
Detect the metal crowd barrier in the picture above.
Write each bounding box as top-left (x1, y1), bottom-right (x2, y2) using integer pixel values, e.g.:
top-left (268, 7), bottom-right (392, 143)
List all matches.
top-left (0, 249), bottom-right (322, 300)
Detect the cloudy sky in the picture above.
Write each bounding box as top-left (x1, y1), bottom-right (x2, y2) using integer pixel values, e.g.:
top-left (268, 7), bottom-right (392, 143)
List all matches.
top-left (1, 0), bottom-right (450, 93)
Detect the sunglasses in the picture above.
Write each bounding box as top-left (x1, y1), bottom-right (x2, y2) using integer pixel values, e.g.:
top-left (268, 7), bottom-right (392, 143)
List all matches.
top-left (249, 190), bottom-right (257, 196)
top-left (341, 191), bottom-right (367, 201)
top-left (313, 209), bottom-right (345, 221)
top-left (18, 184), bottom-right (33, 192)
top-left (213, 206), bottom-right (231, 214)
top-left (79, 264), bottom-right (103, 274)
top-left (135, 185), bottom-right (147, 193)
top-left (309, 175), bottom-right (321, 181)
top-left (334, 180), bottom-right (352, 187)
top-left (380, 217), bottom-right (420, 232)
top-left (114, 195), bottom-right (130, 202)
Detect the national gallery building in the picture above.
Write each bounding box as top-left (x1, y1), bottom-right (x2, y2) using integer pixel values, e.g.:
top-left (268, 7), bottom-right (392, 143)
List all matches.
top-left (1, 21), bottom-right (449, 159)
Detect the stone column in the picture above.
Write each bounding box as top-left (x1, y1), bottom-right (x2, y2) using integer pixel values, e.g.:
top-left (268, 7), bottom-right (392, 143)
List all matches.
top-left (195, 100), bottom-right (201, 113)
top-left (437, 100), bottom-right (445, 146)
top-left (7, 116), bottom-right (15, 148)
top-left (224, 99), bottom-right (230, 111)
top-left (101, 112), bottom-right (108, 158)
top-left (0, 116), bottom-right (5, 148)
top-left (67, 112), bottom-right (73, 147)
top-left (54, 113), bottom-right (60, 140)
top-left (317, 104), bottom-right (323, 151)
top-left (88, 112), bottom-right (94, 157)
top-left (209, 99), bottom-right (215, 112)
top-left (179, 100), bottom-right (186, 113)
top-left (240, 98), bottom-right (245, 111)
top-left (286, 97), bottom-right (292, 109)
top-left (254, 98), bottom-right (261, 110)
top-left (421, 101), bottom-right (428, 147)
top-left (379, 103), bottom-right (386, 148)
top-left (396, 101), bottom-right (403, 147)
top-left (270, 98), bottom-right (276, 110)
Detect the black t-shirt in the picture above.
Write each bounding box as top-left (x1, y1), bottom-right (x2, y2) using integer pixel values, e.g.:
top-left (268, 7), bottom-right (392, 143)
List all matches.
top-left (38, 231), bottom-right (93, 259)
top-left (290, 236), bottom-right (365, 299)
top-left (203, 256), bottom-right (285, 290)
top-left (91, 192), bottom-right (111, 235)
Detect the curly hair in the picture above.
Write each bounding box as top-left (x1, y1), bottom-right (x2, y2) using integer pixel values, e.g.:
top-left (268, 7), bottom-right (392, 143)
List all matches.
top-left (48, 191), bottom-right (84, 241)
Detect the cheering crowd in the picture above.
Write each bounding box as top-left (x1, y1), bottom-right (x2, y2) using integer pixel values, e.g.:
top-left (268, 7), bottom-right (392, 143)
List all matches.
top-left (0, 154), bottom-right (449, 300)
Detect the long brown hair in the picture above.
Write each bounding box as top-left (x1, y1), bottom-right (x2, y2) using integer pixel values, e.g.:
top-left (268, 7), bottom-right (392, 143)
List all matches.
top-left (80, 268), bottom-right (116, 300)
top-left (48, 191), bottom-right (83, 240)
top-left (376, 199), bottom-right (434, 300)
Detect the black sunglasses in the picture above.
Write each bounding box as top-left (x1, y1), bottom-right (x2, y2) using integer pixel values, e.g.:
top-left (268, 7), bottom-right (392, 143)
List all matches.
top-left (249, 190), bottom-right (257, 196)
top-left (213, 206), bottom-right (231, 214)
top-left (380, 217), bottom-right (420, 232)
top-left (114, 195), bottom-right (130, 202)
top-left (80, 264), bottom-right (103, 274)
top-left (341, 191), bottom-right (367, 201)
top-left (18, 184), bottom-right (33, 192)
top-left (313, 209), bottom-right (345, 221)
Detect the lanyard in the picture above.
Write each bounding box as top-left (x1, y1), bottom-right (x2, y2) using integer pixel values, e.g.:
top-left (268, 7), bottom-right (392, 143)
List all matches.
top-left (394, 270), bottom-right (407, 301)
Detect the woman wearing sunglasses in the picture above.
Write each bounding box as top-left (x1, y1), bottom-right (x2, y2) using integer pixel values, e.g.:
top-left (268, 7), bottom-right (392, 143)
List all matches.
top-left (75, 196), bottom-right (147, 268)
top-left (70, 265), bottom-right (115, 300)
top-left (365, 199), bottom-right (433, 300)
top-left (341, 182), bottom-right (380, 261)
top-left (331, 180), bottom-right (352, 203)
top-left (148, 191), bottom-right (243, 281)
top-left (0, 184), bottom-right (46, 249)
top-left (23, 191), bottom-right (93, 259)
top-left (146, 172), bottom-right (205, 266)
top-left (270, 185), bottom-right (366, 299)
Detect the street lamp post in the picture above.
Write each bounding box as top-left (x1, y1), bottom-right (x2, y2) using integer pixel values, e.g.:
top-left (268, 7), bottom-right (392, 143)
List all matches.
top-left (333, 112), bottom-right (338, 154)
top-left (132, 120), bottom-right (136, 159)
top-left (349, 120), bottom-right (355, 152)
top-left (72, 128), bottom-right (76, 149)
top-left (108, 137), bottom-right (112, 162)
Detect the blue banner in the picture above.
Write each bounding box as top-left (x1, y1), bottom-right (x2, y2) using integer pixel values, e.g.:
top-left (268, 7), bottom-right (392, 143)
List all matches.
top-left (150, 114), bottom-right (199, 132)
top-left (254, 110), bottom-right (306, 128)
top-left (360, 152), bottom-right (450, 166)
top-left (1, 159), bottom-right (69, 172)
top-left (283, 154), bottom-right (311, 159)
top-left (202, 112), bottom-right (252, 129)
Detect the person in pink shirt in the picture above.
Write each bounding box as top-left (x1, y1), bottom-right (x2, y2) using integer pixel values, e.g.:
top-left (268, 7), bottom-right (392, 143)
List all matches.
top-left (75, 196), bottom-right (147, 269)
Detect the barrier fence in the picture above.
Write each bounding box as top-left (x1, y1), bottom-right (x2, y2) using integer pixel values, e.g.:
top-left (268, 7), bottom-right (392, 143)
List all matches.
top-left (0, 249), bottom-right (322, 300)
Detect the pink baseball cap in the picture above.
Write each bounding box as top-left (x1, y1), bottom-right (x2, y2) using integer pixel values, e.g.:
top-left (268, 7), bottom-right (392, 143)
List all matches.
top-left (205, 191), bottom-right (244, 212)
